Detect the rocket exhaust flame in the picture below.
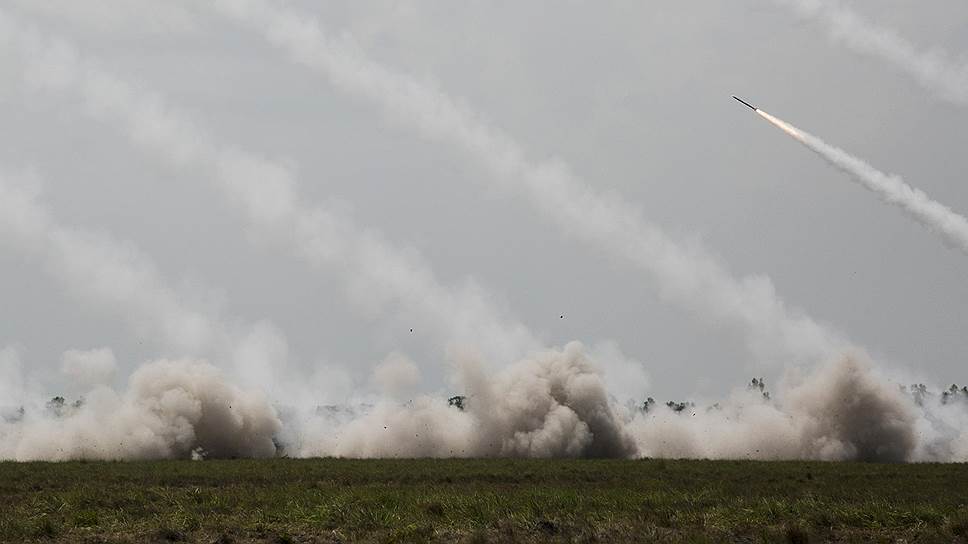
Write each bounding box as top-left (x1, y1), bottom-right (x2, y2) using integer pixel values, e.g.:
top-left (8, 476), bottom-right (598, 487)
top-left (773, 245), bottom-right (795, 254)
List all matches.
top-left (755, 110), bottom-right (805, 142)
top-left (741, 99), bottom-right (968, 256)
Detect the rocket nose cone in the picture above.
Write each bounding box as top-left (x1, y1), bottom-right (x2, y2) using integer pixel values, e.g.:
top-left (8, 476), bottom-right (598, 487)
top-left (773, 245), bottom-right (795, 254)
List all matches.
top-left (732, 95), bottom-right (757, 111)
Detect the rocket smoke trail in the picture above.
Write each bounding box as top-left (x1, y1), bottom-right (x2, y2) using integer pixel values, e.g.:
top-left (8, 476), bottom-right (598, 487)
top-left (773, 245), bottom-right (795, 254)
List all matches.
top-left (774, 0), bottom-right (968, 106)
top-left (208, 0), bottom-right (849, 366)
top-left (0, 8), bottom-right (544, 367)
top-left (746, 101), bottom-right (968, 256)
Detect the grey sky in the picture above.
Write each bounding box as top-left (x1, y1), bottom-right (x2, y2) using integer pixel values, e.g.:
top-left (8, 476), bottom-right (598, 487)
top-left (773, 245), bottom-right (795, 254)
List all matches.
top-left (2, 0), bottom-right (967, 403)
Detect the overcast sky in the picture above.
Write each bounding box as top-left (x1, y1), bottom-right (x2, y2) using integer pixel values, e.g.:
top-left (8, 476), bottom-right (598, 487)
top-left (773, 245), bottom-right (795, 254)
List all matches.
top-left (2, 0), bottom-right (967, 403)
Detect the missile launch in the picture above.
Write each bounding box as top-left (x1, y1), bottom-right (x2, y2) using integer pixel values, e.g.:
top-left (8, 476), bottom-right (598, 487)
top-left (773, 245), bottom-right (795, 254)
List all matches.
top-left (734, 95), bottom-right (968, 256)
top-left (732, 95), bottom-right (804, 140)
top-left (732, 95), bottom-right (757, 111)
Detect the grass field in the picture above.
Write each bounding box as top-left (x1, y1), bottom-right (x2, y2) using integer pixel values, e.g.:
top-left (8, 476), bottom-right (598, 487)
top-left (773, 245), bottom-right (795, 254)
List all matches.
top-left (0, 458), bottom-right (966, 543)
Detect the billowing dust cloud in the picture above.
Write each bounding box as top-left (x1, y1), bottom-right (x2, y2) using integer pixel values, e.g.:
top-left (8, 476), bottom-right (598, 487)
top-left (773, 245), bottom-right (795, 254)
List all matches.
top-left (298, 342), bottom-right (637, 459)
top-left (630, 355), bottom-right (919, 462)
top-left (1, 358), bottom-right (280, 461)
top-left (5, 343), bottom-right (964, 462)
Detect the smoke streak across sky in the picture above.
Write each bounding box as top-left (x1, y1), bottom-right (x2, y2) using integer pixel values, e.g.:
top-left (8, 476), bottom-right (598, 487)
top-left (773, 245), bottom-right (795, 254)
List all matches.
top-left (208, 0), bottom-right (850, 367)
top-left (753, 108), bottom-right (968, 256)
top-left (774, 0), bottom-right (968, 106)
top-left (0, 8), bottom-right (544, 370)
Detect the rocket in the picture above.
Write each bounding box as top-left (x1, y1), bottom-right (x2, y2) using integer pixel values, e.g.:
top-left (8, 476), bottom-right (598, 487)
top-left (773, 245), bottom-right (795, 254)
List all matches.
top-left (732, 95), bottom-right (757, 111)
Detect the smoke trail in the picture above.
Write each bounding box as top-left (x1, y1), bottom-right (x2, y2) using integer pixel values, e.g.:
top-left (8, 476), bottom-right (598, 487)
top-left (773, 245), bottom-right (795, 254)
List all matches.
top-left (753, 108), bottom-right (968, 255)
top-left (207, 0), bottom-right (849, 366)
top-left (0, 9), bottom-right (542, 367)
top-left (775, 0), bottom-right (968, 106)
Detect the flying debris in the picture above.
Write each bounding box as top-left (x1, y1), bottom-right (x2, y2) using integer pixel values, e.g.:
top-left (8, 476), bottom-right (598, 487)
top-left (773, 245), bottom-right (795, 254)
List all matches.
top-left (732, 95), bottom-right (758, 111)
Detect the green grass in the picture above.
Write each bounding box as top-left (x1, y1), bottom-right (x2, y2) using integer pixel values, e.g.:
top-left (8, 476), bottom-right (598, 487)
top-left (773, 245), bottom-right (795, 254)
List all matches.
top-left (0, 458), bottom-right (966, 542)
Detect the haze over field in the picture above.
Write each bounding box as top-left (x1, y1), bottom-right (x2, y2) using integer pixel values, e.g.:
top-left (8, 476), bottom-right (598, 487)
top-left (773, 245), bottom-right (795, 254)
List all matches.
top-left (1, 0), bottom-right (967, 461)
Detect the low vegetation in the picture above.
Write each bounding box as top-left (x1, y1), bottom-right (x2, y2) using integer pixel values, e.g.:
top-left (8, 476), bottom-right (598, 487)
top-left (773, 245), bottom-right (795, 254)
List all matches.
top-left (0, 458), bottom-right (966, 543)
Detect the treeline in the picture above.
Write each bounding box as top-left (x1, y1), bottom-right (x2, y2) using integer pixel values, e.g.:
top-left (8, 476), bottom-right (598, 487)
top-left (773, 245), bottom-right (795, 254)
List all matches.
top-left (6, 380), bottom-right (968, 424)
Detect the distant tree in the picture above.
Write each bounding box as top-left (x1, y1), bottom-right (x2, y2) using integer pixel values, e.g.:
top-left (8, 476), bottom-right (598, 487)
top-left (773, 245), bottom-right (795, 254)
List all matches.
top-left (749, 378), bottom-right (771, 400)
top-left (941, 384), bottom-right (967, 405)
top-left (665, 401), bottom-right (694, 413)
top-left (46, 396), bottom-right (66, 417)
top-left (44, 396), bottom-right (85, 418)
top-left (641, 397), bottom-right (656, 413)
top-left (447, 395), bottom-right (466, 411)
top-left (908, 383), bottom-right (929, 406)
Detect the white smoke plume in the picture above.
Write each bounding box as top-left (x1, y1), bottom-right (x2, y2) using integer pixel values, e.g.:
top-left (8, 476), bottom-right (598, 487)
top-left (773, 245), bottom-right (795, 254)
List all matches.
top-left (207, 0), bottom-right (849, 366)
top-left (0, 9), bottom-right (542, 366)
top-left (1, 357), bottom-right (281, 461)
top-left (775, 0), bottom-right (968, 106)
top-left (753, 108), bottom-right (968, 255)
